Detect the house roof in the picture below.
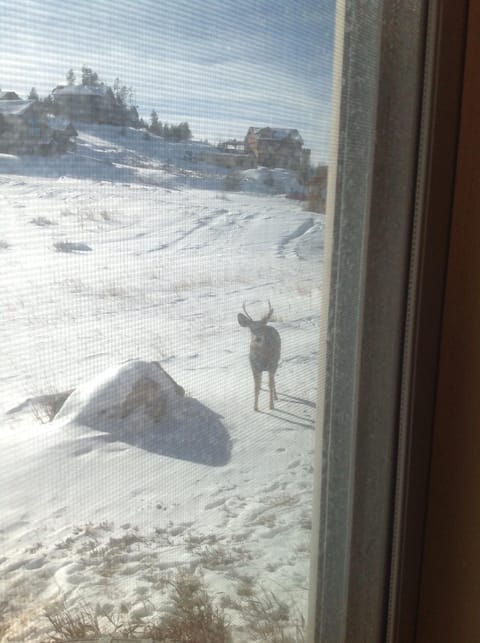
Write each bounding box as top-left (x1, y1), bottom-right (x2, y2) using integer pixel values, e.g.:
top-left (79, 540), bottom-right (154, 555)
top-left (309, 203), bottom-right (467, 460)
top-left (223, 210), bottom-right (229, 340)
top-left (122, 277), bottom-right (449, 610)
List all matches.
top-left (52, 84), bottom-right (111, 97)
top-left (0, 91), bottom-right (21, 100)
top-left (272, 128), bottom-right (301, 140)
top-left (0, 100), bottom-right (35, 116)
top-left (249, 127), bottom-right (303, 143)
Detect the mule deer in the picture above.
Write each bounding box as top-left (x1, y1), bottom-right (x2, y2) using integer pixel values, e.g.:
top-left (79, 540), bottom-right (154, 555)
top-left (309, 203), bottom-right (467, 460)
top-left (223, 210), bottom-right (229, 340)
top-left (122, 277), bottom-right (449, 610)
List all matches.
top-left (238, 301), bottom-right (281, 411)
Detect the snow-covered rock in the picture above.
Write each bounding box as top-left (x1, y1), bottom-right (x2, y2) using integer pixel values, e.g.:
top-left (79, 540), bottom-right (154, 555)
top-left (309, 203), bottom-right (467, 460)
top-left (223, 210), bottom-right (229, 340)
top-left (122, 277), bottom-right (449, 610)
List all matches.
top-left (55, 360), bottom-right (185, 431)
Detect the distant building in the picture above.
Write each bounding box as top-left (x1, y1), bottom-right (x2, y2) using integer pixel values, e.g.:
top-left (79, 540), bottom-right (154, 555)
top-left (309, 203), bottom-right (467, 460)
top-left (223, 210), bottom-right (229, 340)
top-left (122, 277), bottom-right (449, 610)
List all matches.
top-left (52, 84), bottom-right (116, 123)
top-left (0, 100), bottom-right (77, 154)
top-left (217, 139), bottom-right (246, 153)
top-left (0, 90), bottom-right (21, 101)
top-left (0, 100), bottom-right (42, 153)
top-left (52, 84), bottom-right (139, 127)
top-left (245, 127), bottom-right (311, 170)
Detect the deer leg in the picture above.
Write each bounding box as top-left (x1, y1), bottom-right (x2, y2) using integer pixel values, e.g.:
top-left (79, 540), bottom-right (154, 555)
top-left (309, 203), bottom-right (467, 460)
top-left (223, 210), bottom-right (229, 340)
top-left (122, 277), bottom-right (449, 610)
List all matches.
top-left (269, 371), bottom-right (275, 409)
top-left (272, 371), bottom-right (278, 400)
top-left (253, 371), bottom-right (262, 411)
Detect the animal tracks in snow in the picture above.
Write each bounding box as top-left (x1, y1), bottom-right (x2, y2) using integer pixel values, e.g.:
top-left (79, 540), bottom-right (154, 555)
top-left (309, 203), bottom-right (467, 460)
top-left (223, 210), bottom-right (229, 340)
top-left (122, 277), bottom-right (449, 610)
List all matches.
top-left (2, 450), bottom-right (313, 631)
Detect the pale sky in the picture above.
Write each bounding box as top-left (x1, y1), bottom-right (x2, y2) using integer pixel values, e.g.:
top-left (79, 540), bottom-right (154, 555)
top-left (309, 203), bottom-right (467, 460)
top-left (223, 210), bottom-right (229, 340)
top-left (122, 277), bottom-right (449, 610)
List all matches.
top-left (1, 0), bottom-right (335, 161)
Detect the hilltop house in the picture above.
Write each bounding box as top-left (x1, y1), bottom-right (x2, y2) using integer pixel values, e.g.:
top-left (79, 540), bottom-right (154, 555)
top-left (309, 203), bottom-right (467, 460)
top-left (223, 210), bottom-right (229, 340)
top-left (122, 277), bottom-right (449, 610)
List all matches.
top-left (0, 100), bottom-right (45, 153)
top-left (52, 84), bottom-right (139, 127)
top-left (0, 90), bottom-right (21, 101)
top-left (245, 127), bottom-right (311, 170)
top-left (0, 99), bottom-right (77, 154)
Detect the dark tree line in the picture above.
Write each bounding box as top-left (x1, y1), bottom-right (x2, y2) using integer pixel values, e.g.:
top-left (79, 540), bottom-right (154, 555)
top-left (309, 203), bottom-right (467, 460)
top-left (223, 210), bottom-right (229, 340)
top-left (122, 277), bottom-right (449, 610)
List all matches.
top-left (148, 110), bottom-right (192, 141)
top-left (27, 89), bottom-right (57, 115)
top-left (64, 66), bottom-right (103, 87)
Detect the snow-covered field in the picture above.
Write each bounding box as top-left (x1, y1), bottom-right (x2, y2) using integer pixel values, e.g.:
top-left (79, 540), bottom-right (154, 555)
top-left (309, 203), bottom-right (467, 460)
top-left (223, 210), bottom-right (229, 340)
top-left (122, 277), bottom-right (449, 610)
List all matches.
top-left (0, 125), bottom-right (324, 641)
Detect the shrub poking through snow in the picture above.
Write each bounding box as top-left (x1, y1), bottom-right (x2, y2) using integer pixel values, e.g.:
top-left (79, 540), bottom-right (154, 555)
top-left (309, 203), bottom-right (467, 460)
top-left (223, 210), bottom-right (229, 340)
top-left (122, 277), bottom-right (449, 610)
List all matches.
top-left (44, 603), bottom-right (102, 641)
top-left (38, 391), bottom-right (74, 422)
top-left (242, 588), bottom-right (305, 642)
top-left (41, 579), bottom-right (307, 642)
top-left (43, 573), bottom-right (231, 642)
top-left (143, 572), bottom-right (232, 642)
top-left (7, 390), bottom-right (73, 423)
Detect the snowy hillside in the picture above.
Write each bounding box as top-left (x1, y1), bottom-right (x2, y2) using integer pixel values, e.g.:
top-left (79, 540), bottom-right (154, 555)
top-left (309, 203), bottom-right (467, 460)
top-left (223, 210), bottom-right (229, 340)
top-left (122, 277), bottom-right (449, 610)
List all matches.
top-left (0, 125), bottom-right (324, 641)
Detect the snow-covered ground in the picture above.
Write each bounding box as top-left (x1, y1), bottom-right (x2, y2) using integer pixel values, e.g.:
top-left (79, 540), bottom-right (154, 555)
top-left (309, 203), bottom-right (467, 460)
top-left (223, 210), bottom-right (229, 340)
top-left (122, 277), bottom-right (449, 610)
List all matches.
top-left (0, 125), bottom-right (324, 641)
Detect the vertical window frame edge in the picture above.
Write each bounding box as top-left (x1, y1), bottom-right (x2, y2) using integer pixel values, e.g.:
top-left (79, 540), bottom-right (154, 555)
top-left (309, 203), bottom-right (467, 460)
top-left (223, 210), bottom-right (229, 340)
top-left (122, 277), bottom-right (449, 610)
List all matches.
top-left (308, 1), bottom-right (431, 641)
top-left (386, 1), bottom-right (469, 641)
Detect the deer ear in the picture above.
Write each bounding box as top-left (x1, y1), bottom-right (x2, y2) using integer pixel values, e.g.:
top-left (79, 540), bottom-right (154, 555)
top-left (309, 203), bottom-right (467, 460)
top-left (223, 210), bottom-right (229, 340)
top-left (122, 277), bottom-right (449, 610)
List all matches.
top-left (238, 313), bottom-right (250, 327)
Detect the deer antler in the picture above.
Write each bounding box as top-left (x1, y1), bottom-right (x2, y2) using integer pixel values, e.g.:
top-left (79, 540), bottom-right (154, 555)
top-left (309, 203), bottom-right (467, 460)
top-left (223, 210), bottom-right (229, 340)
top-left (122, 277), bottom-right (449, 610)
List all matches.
top-left (242, 301), bottom-right (253, 320)
top-left (262, 300), bottom-right (274, 323)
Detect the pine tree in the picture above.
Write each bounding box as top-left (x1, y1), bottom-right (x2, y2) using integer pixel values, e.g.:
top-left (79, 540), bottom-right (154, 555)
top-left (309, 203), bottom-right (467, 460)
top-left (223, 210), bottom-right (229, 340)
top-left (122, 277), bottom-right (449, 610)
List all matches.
top-left (113, 77), bottom-right (129, 107)
top-left (66, 68), bottom-right (76, 85)
top-left (179, 122), bottom-right (192, 141)
top-left (150, 110), bottom-right (162, 135)
top-left (28, 87), bottom-right (39, 101)
top-left (81, 66), bottom-right (100, 86)
top-left (38, 94), bottom-right (56, 116)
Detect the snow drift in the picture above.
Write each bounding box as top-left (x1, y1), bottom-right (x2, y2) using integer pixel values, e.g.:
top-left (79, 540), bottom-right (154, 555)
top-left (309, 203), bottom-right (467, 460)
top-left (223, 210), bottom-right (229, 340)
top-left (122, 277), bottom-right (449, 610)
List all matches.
top-left (52, 359), bottom-right (231, 466)
top-left (55, 360), bottom-right (185, 430)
